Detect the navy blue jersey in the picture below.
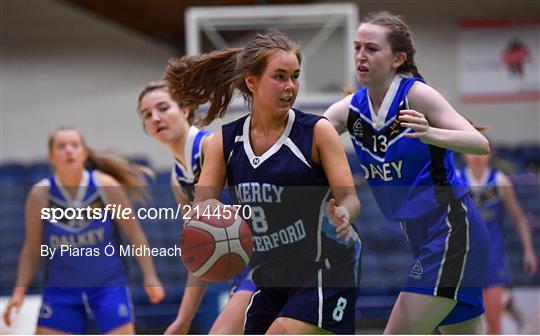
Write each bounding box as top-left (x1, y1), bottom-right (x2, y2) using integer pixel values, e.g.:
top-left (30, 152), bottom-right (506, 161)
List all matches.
top-left (43, 170), bottom-right (126, 286)
top-left (171, 126), bottom-right (212, 201)
top-left (347, 76), bottom-right (467, 221)
top-left (223, 109), bottom-right (354, 267)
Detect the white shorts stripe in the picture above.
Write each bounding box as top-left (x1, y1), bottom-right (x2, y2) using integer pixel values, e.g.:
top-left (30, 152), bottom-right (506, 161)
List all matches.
top-left (454, 202), bottom-right (470, 299)
top-left (244, 289), bottom-right (261, 333)
top-left (318, 269), bottom-right (323, 328)
top-left (434, 204), bottom-right (452, 296)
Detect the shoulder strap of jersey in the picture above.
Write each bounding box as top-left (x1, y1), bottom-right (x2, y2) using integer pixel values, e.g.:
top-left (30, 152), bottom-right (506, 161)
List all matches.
top-left (222, 114), bottom-right (250, 164)
top-left (487, 168), bottom-right (498, 185)
top-left (191, 129), bottom-right (212, 173)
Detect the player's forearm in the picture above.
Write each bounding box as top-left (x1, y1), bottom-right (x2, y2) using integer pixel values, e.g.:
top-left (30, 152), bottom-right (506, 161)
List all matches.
top-left (177, 274), bottom-right (207, 321)
top-left (126, 228), bottom-right (160, 281)
top-left (14, 246), bottom-right (40, 289)
top-left (515, 218), bottom-right (535, 255)
top-left (136, 255), bottom-right (161, 285)
top-left (193, 187), bottom-right (223, 204)
top-left (338, 193), bottom-right (361, 222)
top-left (422, 127), bottom-right (490, 155)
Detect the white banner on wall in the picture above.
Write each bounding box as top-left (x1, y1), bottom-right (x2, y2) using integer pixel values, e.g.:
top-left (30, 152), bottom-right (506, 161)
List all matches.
top-left (459, 20), bottom-right (540, 103)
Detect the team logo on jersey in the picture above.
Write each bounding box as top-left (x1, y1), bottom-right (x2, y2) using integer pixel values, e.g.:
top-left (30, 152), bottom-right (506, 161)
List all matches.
top-left (388, 117), bottom-right (402, 137)
top-left (477, 186), bottom-right (498, 205)
top-left (39, 303), bottom-right (53, 319)
top-left (409, 260), bottom-right (423, 280)
top-left (352, 119), bottom-right (364, 138)
top-left (253, 157), bottom-right (260, 165)
top-left (118, 303), bottom-right (129, 318)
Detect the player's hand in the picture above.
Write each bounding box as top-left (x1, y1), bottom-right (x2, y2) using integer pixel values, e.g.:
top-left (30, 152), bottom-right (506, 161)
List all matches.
top-left (164, 318), bottom-right (190, 334)
top-left (327, 199), bottom-right (351, 239)
top-left (3, 292), bottom-right (23, 326)
top-left (399, 110), bottom-right (431, 141)
top-left (144, 276), bottom-right (165, 304)
top-left (523, 250), bottom-right (538, 277)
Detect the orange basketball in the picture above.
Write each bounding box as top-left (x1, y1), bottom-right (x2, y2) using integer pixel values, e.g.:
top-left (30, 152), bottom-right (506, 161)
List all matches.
top-left (180, 214), bottom-right (253, 282)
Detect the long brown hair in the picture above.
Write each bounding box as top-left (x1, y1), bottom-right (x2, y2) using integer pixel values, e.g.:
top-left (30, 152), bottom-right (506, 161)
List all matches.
top-left (362, 11), bottom-right (424, 81)
top-left (48, 126), bottom-right (151, 203)
top-left (362, 12), bottom-right (488, 132)
top-left (137, 80), bottom-right (197, 125)
top-left (164, 30), bottom-right (301, 125)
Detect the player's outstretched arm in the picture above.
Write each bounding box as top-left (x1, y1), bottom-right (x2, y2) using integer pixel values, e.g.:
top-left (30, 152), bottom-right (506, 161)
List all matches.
top-left (314, 119), bottom-right (360, 239)
top-left (498, 173), bottom-right (538, 276)
top-left (166, 175), bottom-right (210, 334)
top-left (3, 183), bottom-right (47, 326)
top-left (164, 273), bottom-right (207, 334)
top-left (193, 130), bottom-right (227, 205)
top-left (98, 172), bottom-right (165, 304)
top-left (404, 81), bottom-right (490, 155)
top-left (323, 94), bottom-right (353, 135)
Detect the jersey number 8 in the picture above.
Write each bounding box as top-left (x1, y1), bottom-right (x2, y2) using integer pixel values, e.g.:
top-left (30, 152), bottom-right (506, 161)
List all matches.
top-left (332, 297), bottom-right (348, 322)
top-left (251, 206), bottom-right (268, 233)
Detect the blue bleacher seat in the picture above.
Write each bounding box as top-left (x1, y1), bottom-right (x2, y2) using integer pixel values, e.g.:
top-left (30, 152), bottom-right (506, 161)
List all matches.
top-left (0, 164), bottom-right (27, 186)
top-left (28, 162), bottom-right (52, 185)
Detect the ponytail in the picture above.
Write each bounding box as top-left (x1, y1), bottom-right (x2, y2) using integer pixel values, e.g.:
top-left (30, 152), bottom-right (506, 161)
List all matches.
top-left (466, 118), bottom-right (488, 133)
top-left (85, 149), bottom-right (152, 204)
top-left (165, 30), bottom-right (301, 126)
top-left (48, 127), bottom-right (152, 204)
top-left (165, 48), bottom-right (241, 126)
top-left (401, 60), bottom-right (424, 81)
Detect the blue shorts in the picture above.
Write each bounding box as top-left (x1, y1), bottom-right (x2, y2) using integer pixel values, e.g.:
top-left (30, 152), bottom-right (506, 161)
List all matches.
top-left (484, 255), bottom-right (510, 288)
top-left (401, 195), bottom-right (489, 325)
top-left (230, 267), bottom-right (256, 294)
top-left (244, 250), bottom-right (360, 334)
top-left (483, 242), bottom-right (510, 288)
top-left (38, 286), bottom-right (133, 334)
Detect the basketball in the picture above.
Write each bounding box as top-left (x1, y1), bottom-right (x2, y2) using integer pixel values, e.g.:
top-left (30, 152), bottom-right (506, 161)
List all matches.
top-left (180, 213), bottom-right (253, 282)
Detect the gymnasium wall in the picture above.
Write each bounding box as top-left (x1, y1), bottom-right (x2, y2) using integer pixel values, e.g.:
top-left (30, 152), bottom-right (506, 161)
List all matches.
top-left (2, 0), bottom-right (539, 169)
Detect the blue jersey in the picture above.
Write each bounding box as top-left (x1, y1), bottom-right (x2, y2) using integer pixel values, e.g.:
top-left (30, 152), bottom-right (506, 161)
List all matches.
top-left (460, 168), bottom-right (509, 287)
top-left (460, 168), bottom-right (504, 237)
top-left (347, 76), bottom-right (467, 221)
top-left (171, 126), bottom-right (212, 201)
top-left (223, 109), bottom-right (355, 267)
top-left (43, 169), bottom-right (126, 286)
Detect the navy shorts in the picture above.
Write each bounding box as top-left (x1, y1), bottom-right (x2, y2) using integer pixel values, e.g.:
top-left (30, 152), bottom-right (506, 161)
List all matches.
top-left (401, 194), bottom-right (490, 325)
top-left (244, 249), bottom-right (360, 334)
top-left (37, 286), bottom-right (133, 334)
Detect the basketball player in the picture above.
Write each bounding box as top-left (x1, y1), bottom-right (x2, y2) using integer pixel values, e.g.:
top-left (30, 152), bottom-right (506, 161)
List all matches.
top-left (461, 153), bottom-right (538, 333)
top-left (324, 11), bottom-right (491, 334)
top-left (165, 30), bottom-right (362, 334)
top-left (137, 81), bottom-right (256, 334)
top-left (2, 127), bottom-right (164, 334)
